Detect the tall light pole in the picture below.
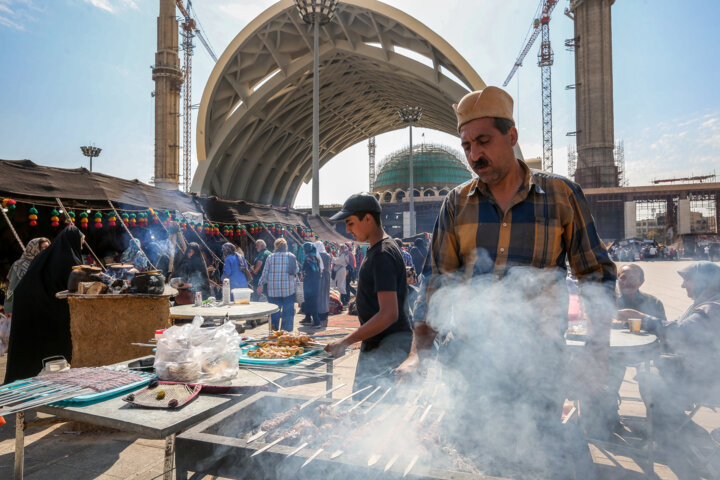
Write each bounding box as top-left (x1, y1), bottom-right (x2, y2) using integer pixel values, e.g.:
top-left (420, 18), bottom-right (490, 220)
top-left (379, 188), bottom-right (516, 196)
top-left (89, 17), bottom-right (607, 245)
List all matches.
top-left (80, 145), bottom-right (102, 172)
top-left (398, 106), bottom-right (422, 236)
top-left (295, 0), bottom-right (338, 216)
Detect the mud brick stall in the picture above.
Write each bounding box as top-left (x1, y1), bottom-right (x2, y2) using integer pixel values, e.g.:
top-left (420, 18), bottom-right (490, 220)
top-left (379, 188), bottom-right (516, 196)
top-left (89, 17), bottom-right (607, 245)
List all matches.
top-left (59, 292), bottom-right (171, 367)
top-left (175, 392), bottom-right (507, 480)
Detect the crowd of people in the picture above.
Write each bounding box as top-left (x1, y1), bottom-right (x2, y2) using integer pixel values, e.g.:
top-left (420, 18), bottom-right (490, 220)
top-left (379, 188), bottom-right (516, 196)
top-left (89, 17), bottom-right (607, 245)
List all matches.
top-left (0, 84), bottom-right (718, 478)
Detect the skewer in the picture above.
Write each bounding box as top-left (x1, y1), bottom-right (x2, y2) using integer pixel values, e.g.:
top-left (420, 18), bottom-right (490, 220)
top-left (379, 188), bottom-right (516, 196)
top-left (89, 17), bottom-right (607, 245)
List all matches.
top-left (403, 454), bottom-right (419, 477)
top-left (348, 386), bottom-right (381, 412)
top-left (330, 385), bottom-right (372, 407)
top-left (287, 442), bottom-right (308, 457)
top-left (242, 368), bottom-right (285, 390)
top-left (250, 436), bottom-right (285, 457)
top-left (247, 383), bottom-right (346, 443)
top-left (419, 404), bottom-right (433, 423)
top-left (362, 386), bottom-right (392, 414)
top-left (332, 403), bottom-right (400, 459)
top-left (384, 453), bottom-right (400, 471)
top-left (130, 343), bottom-right (157, 348)
top-left (301, 448), bottom-right (323, 468)
top-left (301, 386), bottom-right (382, 468)
top-left (0, 383), bottom-right (82, 406)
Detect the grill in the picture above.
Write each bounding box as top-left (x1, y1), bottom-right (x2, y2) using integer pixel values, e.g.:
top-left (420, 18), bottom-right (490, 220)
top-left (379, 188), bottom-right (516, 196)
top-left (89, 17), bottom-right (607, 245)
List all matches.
top-left (175, 391), bottom-right (506, 480)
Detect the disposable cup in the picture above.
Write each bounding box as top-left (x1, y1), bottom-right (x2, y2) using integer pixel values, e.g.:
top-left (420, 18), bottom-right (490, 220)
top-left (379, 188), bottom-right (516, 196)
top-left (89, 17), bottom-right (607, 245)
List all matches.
top-left (629, 318), bottom-right (642, 333)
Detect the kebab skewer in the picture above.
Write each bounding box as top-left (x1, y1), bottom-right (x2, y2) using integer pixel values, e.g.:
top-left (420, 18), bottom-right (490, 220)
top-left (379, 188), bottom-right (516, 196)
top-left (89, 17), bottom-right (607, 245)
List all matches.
top-left (251, 385), bottom-right (375, 458)
top-left (246, 383), bottom-right (345, 443)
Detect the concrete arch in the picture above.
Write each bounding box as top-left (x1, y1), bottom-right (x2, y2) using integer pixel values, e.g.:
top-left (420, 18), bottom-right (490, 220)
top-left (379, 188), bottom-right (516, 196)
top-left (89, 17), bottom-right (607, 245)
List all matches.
top-left (192, 0), bottom-right (489, 205)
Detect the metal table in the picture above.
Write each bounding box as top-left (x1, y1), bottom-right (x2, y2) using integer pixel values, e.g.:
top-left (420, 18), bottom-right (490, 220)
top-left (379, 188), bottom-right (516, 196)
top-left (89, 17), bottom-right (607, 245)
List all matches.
top-left (170, 302), bottom-right (279, 331)
top-left (12, 353), bottom-right (336, 480)
top-left (566, 328), bottom-right (660, 476)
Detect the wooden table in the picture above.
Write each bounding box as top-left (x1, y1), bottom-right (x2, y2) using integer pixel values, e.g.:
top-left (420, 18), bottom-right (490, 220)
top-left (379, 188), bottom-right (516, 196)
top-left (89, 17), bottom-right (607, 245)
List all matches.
top-left (169, 302), bottom-right (279, 331)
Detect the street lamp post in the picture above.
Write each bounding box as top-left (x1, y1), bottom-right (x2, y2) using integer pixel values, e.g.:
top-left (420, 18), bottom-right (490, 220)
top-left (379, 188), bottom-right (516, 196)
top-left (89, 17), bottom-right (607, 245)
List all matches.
top-left (398, 106), bottom-right (422, 236)
top-left (295, 0), bottom-right (338, 216)
top-left (80, 145), bottom-right (102, 172)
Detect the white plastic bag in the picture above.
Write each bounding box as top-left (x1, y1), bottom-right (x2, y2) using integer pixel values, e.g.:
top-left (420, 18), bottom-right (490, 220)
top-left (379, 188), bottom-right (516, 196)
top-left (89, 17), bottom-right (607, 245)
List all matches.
top-left (154, 315), bottom-right (241, 382)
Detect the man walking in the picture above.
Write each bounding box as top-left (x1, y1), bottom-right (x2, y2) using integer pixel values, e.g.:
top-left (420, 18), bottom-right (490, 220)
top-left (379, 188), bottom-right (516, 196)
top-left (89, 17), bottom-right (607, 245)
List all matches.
top-left (257, 238), bottom-right (298, 331)
top-left (325, 193), bottom-right (413, 389)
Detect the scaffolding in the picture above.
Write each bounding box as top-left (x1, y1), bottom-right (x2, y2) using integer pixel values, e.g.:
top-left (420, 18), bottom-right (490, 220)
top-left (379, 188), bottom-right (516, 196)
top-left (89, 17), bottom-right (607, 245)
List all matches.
top-left (567, 144), bottom-right (577, 180)
top-left (635, 199), bottom-right (667, 241)
top-left (614, 140), bottom-right (628, 187)
top-left (689, 193), bottom-right (718, 234)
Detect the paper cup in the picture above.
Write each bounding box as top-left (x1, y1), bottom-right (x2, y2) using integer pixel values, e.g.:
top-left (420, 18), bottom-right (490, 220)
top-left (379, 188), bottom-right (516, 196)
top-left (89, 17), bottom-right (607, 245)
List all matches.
top-left (629, 318), bottom-right (642, 332)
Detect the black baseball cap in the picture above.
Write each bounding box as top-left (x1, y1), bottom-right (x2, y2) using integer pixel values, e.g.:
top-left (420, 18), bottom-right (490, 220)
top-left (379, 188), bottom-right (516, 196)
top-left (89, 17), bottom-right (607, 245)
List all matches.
top-left (329, 193), bottom-right (382, 221)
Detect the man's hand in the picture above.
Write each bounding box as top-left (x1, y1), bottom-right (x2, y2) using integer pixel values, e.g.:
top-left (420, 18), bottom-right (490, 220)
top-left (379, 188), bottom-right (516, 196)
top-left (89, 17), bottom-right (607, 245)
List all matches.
top-left (257, 286), bottom-right (263, 295)
top-left (324, 339), bottom-right (349, 357)
top-left (616, 308), bottom-right (642, 323)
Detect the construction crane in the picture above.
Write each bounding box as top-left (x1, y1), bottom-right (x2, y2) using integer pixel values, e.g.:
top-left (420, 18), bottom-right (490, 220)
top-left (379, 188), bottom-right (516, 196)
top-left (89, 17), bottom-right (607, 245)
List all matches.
top-left (503, 0), bottom-right (559, 173)
top-left (175, 0), bottom-right (217, 193)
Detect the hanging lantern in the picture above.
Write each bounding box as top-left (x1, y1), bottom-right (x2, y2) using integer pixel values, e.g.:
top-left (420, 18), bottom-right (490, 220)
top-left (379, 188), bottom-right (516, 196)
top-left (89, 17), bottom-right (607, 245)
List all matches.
top-left (121, 213), bottom-right (129, 226)
top-left (50, 209), bottom-right (60, 227)
top-left (180, 219), bottom-right (187, 231)
top-left (107, 212), bottom-right (117, 227)
top-left (164, 210), bottom-right (172, 226)
top-left (129, 213), bottom-right (137, 227)
top-left (79, 211), bottom-right (89, 229)
top-left (94, 212), bottom-right (103, 228)
top-left (68, 211), bottom-right (76, 225)
top-left (149, 208), bottom-right (160, 225)
top-left (28, 207), bottom-right (38, 227)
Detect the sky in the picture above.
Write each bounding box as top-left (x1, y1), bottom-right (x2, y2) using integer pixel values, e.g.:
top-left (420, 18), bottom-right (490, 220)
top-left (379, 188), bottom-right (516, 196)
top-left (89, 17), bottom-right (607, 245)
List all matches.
top-left (1, 0), bottom-right (719, 208)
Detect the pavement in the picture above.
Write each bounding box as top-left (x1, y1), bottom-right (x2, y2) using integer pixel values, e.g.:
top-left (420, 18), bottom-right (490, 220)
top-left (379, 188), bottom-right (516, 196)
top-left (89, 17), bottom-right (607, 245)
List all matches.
top-left (0, 260), bottom-right (718, 479)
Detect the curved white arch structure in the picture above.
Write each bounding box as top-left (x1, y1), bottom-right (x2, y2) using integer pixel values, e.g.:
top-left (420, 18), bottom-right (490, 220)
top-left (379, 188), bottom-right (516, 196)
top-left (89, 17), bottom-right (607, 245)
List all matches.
top-left (193, 0), bottom-right (488, 205)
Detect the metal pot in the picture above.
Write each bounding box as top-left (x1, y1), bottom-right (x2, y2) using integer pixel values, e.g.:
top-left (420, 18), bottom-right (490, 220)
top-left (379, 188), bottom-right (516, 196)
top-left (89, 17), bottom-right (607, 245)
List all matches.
top-left (131, 270), bottom-right (166, 295)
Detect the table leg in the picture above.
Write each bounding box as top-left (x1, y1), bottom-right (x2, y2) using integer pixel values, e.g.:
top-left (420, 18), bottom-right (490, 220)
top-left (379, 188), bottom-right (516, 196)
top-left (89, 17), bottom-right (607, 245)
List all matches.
top-left (14, 411), bottom-right (24, 480)
top-left (645, 361), bottom-right (654, 475)
top-left (326, 359), bottom-right (334, 397)
top-left (164, 433), bottom-right (175, 480)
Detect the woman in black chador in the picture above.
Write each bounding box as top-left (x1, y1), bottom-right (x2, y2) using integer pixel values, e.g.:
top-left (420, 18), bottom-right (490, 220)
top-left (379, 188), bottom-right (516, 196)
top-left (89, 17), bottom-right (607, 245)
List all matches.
top-left (4, 226), bottom-right (84, 384)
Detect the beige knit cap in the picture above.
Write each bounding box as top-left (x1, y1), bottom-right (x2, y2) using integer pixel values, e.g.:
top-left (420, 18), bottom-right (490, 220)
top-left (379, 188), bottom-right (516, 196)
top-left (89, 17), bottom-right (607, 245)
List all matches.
top-left (453, 86), bottom-right (514, 133)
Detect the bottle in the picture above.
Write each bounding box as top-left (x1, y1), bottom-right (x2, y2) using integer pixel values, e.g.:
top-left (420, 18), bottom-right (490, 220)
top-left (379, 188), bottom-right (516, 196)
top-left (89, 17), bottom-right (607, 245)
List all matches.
top-left (194, 291), bottom-right (202, 306)
top-left (222, 278), bottom-right (231, 305)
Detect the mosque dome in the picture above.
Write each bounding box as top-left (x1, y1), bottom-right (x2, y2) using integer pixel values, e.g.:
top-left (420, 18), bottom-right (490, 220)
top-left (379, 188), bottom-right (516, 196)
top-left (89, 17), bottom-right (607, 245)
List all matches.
top-left (373, 144), bottom-right (472, 203)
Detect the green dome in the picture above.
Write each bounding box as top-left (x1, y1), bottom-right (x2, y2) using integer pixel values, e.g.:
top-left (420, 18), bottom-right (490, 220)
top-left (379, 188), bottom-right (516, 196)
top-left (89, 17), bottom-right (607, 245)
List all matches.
top-left (373, 144), bottom-right (472, 192)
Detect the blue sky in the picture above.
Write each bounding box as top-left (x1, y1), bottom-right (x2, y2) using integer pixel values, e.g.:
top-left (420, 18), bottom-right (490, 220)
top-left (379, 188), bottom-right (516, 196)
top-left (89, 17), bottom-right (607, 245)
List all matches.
top-left (1, 0), bottom-right (718, 207)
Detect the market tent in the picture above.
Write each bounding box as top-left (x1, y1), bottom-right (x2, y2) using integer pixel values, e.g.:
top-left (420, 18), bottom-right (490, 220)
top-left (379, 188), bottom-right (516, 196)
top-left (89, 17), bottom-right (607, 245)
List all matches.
top-left (307, 215), bottom-right (352, 244)
top-left (194, 196), bottom-right (307, 226)
top-left (0, 159), bottom-right (198, 212)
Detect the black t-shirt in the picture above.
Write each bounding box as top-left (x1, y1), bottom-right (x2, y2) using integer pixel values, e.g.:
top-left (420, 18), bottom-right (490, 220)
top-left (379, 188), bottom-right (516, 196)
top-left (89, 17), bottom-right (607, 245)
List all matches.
top-left (356, 236), bottom-right (412, 349)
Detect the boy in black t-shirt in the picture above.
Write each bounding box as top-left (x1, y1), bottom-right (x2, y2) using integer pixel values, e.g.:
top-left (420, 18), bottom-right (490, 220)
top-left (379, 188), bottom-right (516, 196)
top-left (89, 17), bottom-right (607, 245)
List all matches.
top-left (326, 193), bottom-right (413, 390)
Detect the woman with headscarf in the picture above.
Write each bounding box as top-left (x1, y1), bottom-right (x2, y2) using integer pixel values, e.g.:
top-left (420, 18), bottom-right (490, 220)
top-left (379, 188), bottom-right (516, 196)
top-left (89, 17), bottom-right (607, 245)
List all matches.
top-left (332, 244), bottom-right (349, 304)
top-left (311, 241), bottom-right (331, 326)
top-left (175, 242), bottom-right (211, 299)
top-left (4, 237), bottom-right (50, 315)
top-left (300, 242), bottom-right (322, 328)
top-left (120, 238), bottom-right (149, 270)
top-left (618, 261), bottom-right (720, 441)
top-left (4, 227), bottom-right (83, 383)
top-left (221, 242), bottom-right (250, 289)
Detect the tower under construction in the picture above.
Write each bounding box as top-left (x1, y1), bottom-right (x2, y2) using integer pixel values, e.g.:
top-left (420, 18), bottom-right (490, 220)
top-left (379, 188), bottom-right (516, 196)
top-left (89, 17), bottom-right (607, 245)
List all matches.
top-left (152, 0), bottom-right (182, 190)
top-left (570, 0), bottom-right (617, 188)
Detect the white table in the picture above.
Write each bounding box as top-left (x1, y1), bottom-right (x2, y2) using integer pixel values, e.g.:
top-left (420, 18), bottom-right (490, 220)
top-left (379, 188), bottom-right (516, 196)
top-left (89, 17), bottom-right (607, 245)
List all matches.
top-left (170, 302), bottom-right (279, 331)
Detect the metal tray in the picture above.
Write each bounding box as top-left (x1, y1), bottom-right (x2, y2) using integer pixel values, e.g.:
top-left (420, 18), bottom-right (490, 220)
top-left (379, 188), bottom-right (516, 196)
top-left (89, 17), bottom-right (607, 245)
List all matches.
top-left (237, 346), bottom-right (322, 365)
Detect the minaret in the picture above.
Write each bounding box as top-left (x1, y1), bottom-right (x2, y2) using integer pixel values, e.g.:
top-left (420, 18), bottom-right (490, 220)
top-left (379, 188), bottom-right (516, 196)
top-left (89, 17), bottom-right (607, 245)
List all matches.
top-left (152, 0), bottom-right (183, 190)
top-left (571, 0), bottom-right (617, 188)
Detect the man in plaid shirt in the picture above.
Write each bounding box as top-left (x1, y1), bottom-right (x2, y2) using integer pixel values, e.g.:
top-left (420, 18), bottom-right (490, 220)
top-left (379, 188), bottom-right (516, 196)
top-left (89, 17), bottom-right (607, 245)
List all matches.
top-left (396, 87), bottom-right (616, 475)
top-left (258, 238), bottom-right (298, 331)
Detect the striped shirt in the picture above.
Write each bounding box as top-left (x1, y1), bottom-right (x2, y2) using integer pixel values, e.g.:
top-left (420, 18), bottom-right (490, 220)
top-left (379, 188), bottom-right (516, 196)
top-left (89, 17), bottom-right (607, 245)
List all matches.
top-left (424, 160), bottom-right (616, 325)
top-left (258, 252), bottom-right (297, 298)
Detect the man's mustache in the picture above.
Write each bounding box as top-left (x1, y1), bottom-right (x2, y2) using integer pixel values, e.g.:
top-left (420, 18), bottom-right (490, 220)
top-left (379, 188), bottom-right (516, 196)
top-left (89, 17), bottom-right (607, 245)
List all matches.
top-left (472, 157), bottom-right (489, 169)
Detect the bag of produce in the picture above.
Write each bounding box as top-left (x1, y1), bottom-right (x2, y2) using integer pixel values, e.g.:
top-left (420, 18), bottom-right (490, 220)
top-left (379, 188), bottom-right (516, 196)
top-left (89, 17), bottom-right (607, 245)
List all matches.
top-left (154, 315), bottom-right (241, 383)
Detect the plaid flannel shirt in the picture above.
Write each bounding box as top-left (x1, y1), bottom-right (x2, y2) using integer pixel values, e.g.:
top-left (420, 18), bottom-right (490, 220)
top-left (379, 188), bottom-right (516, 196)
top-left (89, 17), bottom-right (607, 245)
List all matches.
top-left (258, 252), bottom-right (297, 298)
top-left (400, 249), bottom-right (414, 268)
top-left (424, 160), bottom-right (616, 329)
